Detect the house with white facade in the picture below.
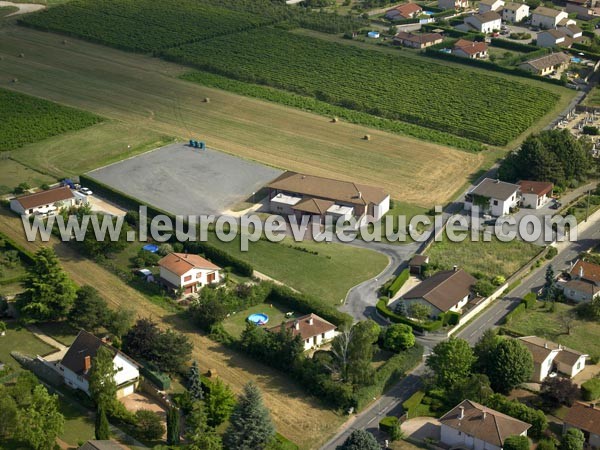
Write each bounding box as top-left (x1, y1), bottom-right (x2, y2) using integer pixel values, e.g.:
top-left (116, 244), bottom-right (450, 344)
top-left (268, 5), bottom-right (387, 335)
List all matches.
top-left (564, 403), bottom-right (600, 448)
top-left (453, 39), bottom-right (489, 58)
top-left (479, 0), bottom-right (505, 13)
top-left (439, 0), bottom-right (469, 9)
top-left (518, 336), bottom-right (587, 382)
top-left (158, 252), bottom-right (221, 295)
top-left (268, 314), bottom-right (337, 351)
top-left (57, 331), bottom-right (140, 398)
top-left (518, 180), bottom-right (553, 208)
top-left (440, 400), bottom-right (531, 450)
top-left (464, 11), bottom-right (502, 32)
top-left (518, 52), bottom-right (571, 75)
top-left (502, 2), bottom-right (530, 22)
top-left (401, 267), bottom-right (476, 318)
top-left (559, 24), bottom-right (583, 38)
top-left (10, 186), bottom-right (76, 217)
top-left (531, 6), bottom-right (572, 28)
top-left (464, 178), bottom-right (520, 217)
top-left (537, 29), bottom-right (569, 47)
top-left (560, 259), bottom-right (600, 302)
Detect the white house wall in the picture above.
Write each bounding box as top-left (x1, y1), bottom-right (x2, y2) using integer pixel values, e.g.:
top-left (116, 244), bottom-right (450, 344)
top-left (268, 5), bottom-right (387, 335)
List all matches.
top-left (440, 424), bottom-right (503, 450)
top-left (113, 353), bottom-right (139, 387)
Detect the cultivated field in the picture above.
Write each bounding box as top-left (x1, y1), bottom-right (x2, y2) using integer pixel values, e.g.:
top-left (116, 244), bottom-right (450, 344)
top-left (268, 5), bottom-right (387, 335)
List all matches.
top-left (0, 24), bottom-right (481, 206)
top-left (0, 209), bottom-right (344, 450)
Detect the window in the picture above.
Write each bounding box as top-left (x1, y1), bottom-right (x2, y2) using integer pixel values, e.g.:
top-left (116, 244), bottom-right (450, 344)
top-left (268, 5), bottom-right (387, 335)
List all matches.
top-left (493, 200), bottom-right (498, 206)
top-left (183, 275), bottom-right (192, 282)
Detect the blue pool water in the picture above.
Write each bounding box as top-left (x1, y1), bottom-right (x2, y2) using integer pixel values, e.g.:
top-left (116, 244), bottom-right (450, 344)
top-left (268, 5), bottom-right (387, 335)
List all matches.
top-left (423, 10), bottom-right (435, 15)
top-left (142, 244), bottom-right (159, 253)
top-left (571, 57), bottom-right (582, 63)
top-left (247, 313), bottom-right (269, 326)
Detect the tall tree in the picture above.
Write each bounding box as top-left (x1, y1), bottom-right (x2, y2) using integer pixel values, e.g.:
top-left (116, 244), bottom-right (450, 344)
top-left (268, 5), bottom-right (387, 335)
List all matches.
top-left (106, 307), bottom-right (134, 339)
top-left (206, 378), bottom-right (236, 428)
top-left (223, 382), bottom-right (275, 450)
top-left (123, 318), bottom-right (160, 360)
top-left (561, 428), bottom-right (585, 450)
top-left (336, 429), bottom-right (380, 450)
top-left (504, 435), bottom-right (530, 450)
top-left (69, 285), bottom-right (109, 333)
top-left (187, 400), bottom-right (223, 450)
top-left (383, 323), bottom-right (415, 352)
top-left (541, 377), bottom-right (579, 407)
top-left (474, 329), bottom-right (501, 373)
top-left (188, 361), bottom-right (204, 400)
top-left (88, 345), bottom-right (117, 410)
top-left (0, 387), bottom-right (18, 438)
top-left (95, 405), bottom-right (110, 440)
top-left (485, 339), bottom-right (533, 394)
top-left (166, 406), bottom-right (180, 445)
top-left (545, 265), bottom-right (555, 288)
top-left (16, 247), bottom-right (76, 322)
top-left (18, 385), bottom-right (65, 450)
top-left (153, 328), bottom-right (193, 373)
top-left (451, 374), bottom-right (494, 405)
top-left (427, 338), bottom-right (476, 388)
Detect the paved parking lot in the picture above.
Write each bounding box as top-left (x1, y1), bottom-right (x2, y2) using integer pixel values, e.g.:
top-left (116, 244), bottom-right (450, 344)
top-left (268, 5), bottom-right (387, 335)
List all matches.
top-left (88, 143), bottom-right (282, 215)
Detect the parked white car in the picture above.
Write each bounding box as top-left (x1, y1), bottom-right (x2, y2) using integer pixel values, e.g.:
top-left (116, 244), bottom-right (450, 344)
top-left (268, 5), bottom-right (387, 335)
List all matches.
top-left (79, 187), bottom-right (93, 195)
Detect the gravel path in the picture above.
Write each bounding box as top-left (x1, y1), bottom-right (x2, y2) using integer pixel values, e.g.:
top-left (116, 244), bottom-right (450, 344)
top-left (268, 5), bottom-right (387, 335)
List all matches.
top-left (0, 1), bottom-right (45, 16)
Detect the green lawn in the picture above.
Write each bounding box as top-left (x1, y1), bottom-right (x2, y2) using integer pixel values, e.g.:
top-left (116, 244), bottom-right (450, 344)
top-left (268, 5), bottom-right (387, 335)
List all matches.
top-left (504, 301), bottom-right (600, 357)
top-left (222, 302), bottom-right (290, 338)
top-left (0, 321), bottom-right (57, 373)
top-left (0, 6), bottom-right (18, 17)
top-left (583, 85), bottom-right (600, 107)
top-left (0, 158), bottom-right (56, 195)
top-left (57, 396), bottom-right (95, 446)
top-left (35, 321), bottom-right (78, 346)
top-left (426, 234), bottom-right (541, 279)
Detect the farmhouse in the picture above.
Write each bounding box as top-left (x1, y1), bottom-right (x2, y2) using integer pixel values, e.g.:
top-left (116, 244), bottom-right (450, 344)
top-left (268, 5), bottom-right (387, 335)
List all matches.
top-left (563, 403), bottom-right (600, 448)
top-left (518, 336), bottom-right (587, 382)
top-left (401, 267), bottom-right (476, 318)
top-left (266, 171), bottom-right (390, 227)
top-left (464, 178), bottom-right (520, 217)
top-left (393, 31), bottom-right (444, 48)
top-left (439, 0), bottom-right (469, 9)
top-left (478, 0), bottom-right (505, 13)
top-left (440, 400), bottom-right (531, 450)
top-left (385, 3), bottom-right (423, 20)
top-left (158, 252), bottom-right (221, 295)
top-left (502, 2), bottom-right (530, 23)
top-left (531, 6), bottom-right (572, 28)
top-left (453, 39), bottom-right (489, 58)
top-left (536, 29), bottom-right (569, 48)
top-left (10, 186), bottom-right (76, 217)
top-left (560, 259), bottom-right (600, 302)
top-left (464, 11), bottom-right (502, 33)
top-left (268, 313), bottom-right (337, 351)
top-left (518, 180), bottom-right (553, 208)
top-left (518, 52), bottom-right (571, 75)
top-left (57, 331), bottom-right (140, 398)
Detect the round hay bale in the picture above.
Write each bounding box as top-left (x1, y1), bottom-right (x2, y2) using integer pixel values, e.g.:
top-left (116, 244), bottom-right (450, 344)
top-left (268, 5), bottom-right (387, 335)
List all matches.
top-left (204, 97), bottom-right (210, 103)
top-left (207, 368), bottom-right (217, 377)
top-left (12, 78), bottom-right (18, 83)
top-left (364, 134), bottom-right (371, 141)
top-left (331, 117), bottom-right (338, 123)
top-left (18, 53), bottom-right (24, 58)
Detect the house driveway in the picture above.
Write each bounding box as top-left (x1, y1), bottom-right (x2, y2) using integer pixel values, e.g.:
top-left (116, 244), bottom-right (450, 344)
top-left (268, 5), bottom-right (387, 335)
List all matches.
top-left (120, 392), bottom-right (166, 416)
top-left (573, 363), bottom-right (600, 386)
top-left (401, 417), bottom-right (440, 442)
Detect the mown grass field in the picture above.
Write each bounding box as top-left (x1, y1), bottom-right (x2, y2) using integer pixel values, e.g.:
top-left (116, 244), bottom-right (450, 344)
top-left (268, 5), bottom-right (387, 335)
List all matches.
top-left (0, 158), bottom-right (56, 195)
top-left (0, 24), bottom-right (481, 206)
top-left (222, 303), bottom-right (289, 338)
top-left (0, 321), bottom-right (56, 373)
top-left (0, 209), bottom-right (344, 450)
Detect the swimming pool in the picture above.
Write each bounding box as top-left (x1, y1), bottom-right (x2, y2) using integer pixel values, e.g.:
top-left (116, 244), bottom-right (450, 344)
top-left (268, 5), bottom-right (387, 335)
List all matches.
top-left (571, 57), bottom-right (582, 63)
top-left (247, 313), bottom-right (269, 326)
top-left (142, 244), bottom-right (159, 253)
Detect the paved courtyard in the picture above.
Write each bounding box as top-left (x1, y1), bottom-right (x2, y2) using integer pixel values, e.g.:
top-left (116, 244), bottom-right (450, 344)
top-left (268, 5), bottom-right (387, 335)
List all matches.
top-left (87, 143), bottom-right (282, 215)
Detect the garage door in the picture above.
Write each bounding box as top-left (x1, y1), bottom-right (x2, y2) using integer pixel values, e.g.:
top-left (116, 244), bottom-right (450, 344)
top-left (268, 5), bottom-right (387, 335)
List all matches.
top-left (121, 384), bottom-right (135, 396)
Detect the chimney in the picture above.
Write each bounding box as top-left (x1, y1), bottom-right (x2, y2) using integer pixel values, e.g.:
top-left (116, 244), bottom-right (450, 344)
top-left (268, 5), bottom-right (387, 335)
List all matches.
top-left (482, 409), bottom-right (487, 420)
top-left (544, 342), bottom-right (548, 349)
top-left (294, 320), bottom-right (300, 331)
top-left (495, 179), bottom-right (500, 183)
top-left (84, 355), bottom-right (91, 372)
top-left (308, 316), bottom-right (314, 326)
top-left (459, 406), bottom-right (465, 420)
top-left (453, 265), bottom-right (458, 272)
top-left (579, 265), bottom-right (584, 279)
top-left (358, 191), bottom-right (362, 199)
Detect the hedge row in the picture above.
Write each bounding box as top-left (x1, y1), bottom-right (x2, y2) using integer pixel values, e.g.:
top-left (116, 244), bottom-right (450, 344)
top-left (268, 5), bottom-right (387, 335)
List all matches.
top-left (267, 283), bottom-right (353, 328)
top-left (490, 38), bottom-right (540, 53)
top-left (582, 378), bottom-right (600, 401)
top-left (0, 231), bottom-right (36, 266)
top-left (354, 344), bottom-right (423, 410)
top-left (138, 359), bottom-right (171, 390)
top-left (185, 242), bottom-right (253, 277)
top-left (422, 48), bottom-right (567, 87)
top-left (502, 302), bottom-right (526, 325)
top-left (379, 416), bottom-right (400, 434)
top-left (522, 292), bottom-right (537, 309)
top-left (376, 298), bottom-right (443, 333)
top-left (388, 268), bottom-right (409, 297)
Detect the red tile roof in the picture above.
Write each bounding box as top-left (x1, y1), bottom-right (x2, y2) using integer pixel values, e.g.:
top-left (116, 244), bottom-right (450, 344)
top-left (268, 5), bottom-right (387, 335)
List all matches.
top-left (518, 180), bottom-right (553, 196)
top-left (13, 186), bottom-right (74, 209)
top-left (454, 39), bottom-right (489, 55)
top-left (570, 259), bottom-right (600, 284)
top-left (268, 313), bottom-right (336, 341)
top-left (393, 2), bottom-right (423, 17)
top-left (158, 252), bottom-right (221, 276)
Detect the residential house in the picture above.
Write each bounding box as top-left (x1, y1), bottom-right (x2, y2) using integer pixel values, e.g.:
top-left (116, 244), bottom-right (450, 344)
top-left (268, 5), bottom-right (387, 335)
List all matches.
top-left (518, 180), bottom-right (553, 209)
top-left (268, 313), bottom-right (337, 351)
top-left (464, 178), bottom-right (520, 217)
top-left (563, 403), bottom-right (600, 448)
top-left (393, 31), bottom-right (444, 48)
top-left (479, 0), bottom-right (505, 13)
top-left (439, 0), bottom-right (469, 9)
top-left (78, 441), bottom-right (128, 450)
top-left (158, 252), bottom-right (221, 295)
top-left (518, 336), bottom-right (587, 382)
top-left (409, 254), bottom-right (430, 275)
top-left (536, 29), bottom-right (569, 48)
top-left (502, 2), bottom-right (530, 23)
top-left (10, 186), bottom-right (76, 217)
top-left (385, 3), bottom-right (423, 20)
top-left (561, 259), bottom-right (600, 302)
top-left (566, 0), bottom-right (596, 19)
top-left (266, 171), bottom-right (390, 227)
top-left (401, 267), bottom-right (476, 318)
top-left (531, 6), bottom-right (572, 28)
top-left (518, 52), bottom-right (571, 75)
top-left (57, 331), bottom-right (140, 398)
top-left (464, 11), bottom-right (502, 33)
top-left (559, 23), bottom-right (583, 38)
top-left (453, 39), bottom-right (489, 58)
top-left (440, 400), bottom-right (531, 450)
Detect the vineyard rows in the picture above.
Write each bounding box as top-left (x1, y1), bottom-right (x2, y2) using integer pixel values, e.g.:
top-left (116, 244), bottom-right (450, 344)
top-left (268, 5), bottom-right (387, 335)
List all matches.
top-left (167, 28), bottom-right (560, 146)
top-left (0, 89), bottom-right (102, 152)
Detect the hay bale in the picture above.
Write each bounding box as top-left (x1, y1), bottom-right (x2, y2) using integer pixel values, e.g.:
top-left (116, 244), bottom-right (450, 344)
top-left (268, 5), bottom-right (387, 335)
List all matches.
top-left (207, 368), bottom-right (217, 377)
top-left (18, 53), bottom-right (24, 58)
top-left (331, 117), bottom-right (338, 123)
top-left (62, 39), bottom-right (68, 45)
top-left (204, 97), bottom-right (210, 103)
top-left (363, 134), bottom-right (371, 141)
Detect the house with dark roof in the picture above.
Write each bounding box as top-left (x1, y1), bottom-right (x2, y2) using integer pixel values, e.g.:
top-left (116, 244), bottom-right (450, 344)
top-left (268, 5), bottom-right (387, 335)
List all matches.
top-left (158, 252), bottom-right (221, 295)
top-left (268, 313), bottom-right (337, 351)
top-left (479, 0), bottom-right (505, 13)
top-left (563, 402), bottom-right (600, 448)
top-left (440, 400), bottom-right (531, 450)
top-left (57, 331), bottom-right (140, 398)
top-left (518, 180), bottom-right (553, 209)
top-left (464, 178), bottom-right (520, 217)
top-left (464, 11), bottom-right (502, 33)
top-left (266, 171), bottom-right (390, 227)
top-left (453, 39), bottom-right (489, 59)
top-left (409, 254), bottom-right (430, 275)
top-left (393, 31), bottom-right (444, 48)
top-left (401, 267), bottom-right (476, 318)
top-left (385, 2), bottom-right (423, 20)
top-left (10, 186), bottom-right (76, 217)
top-left (518, 336), bottom-right (587, 382)
top-left (518, 52), bottom-right (571, 76)
top-left (559, 259), bottom-right (600, 302)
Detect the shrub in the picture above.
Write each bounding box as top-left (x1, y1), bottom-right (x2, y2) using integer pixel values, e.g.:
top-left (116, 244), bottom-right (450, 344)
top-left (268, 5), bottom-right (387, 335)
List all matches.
top-left (546, 246), bottom-right (558, 259)
top-left (522, 292), bottom-right (537, 309)
top-left (134, 409), bottom-right (165, 441)
top-left (583, 126), bottom-right (599, 135)
top-left (379, 416), bottom-right (402, 441)
top-left (582, 378), bottom-right (600, 401)
top-left (139, 361), bottom-right (171, 390)
top-left (388, 269), bottom-right (409, 297)
top-left (474, 279), bottom-right (496, 297)
top-left (503, 303), bottom-right (526, 324)
top-left (504, 435), bottom-right (530, 450)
